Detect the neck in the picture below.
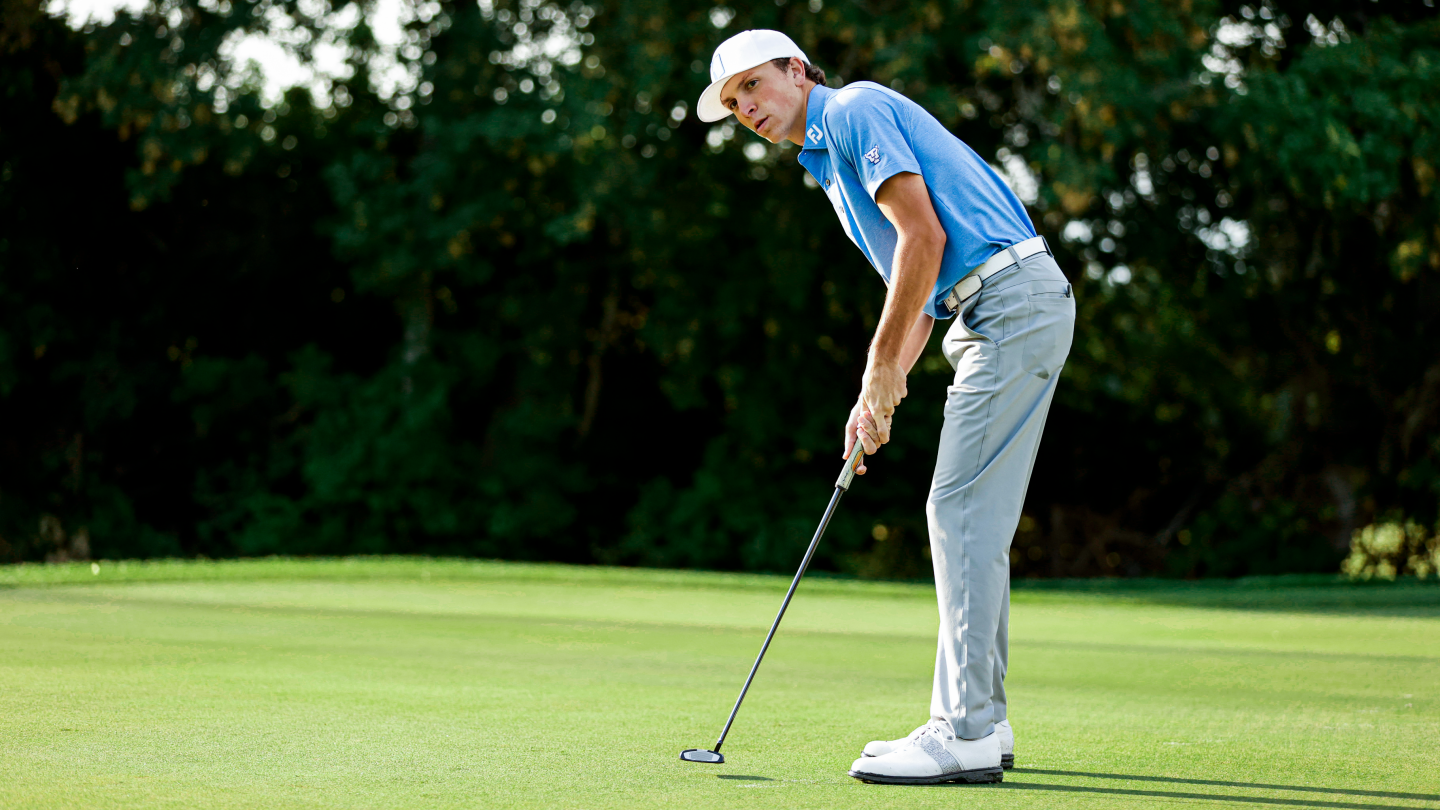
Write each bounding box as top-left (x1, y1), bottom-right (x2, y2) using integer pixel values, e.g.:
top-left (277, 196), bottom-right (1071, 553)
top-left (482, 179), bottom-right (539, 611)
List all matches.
top-left (786, 80), bottom-right (819, 146)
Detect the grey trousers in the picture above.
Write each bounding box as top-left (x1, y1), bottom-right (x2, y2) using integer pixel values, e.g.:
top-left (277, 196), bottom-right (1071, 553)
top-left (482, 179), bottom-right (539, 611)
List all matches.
top-left (927, 251), bottom-right (1075, 740)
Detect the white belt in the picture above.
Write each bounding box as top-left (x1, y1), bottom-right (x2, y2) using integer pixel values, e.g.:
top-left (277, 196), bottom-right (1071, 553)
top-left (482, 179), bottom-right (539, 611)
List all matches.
top-left (942, 235), bottom-right (1051, 314)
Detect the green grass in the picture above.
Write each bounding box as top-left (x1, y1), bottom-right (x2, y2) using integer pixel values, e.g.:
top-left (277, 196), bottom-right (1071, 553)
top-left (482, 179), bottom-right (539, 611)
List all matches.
top-left (3, 558), bottom-right (1438, 809)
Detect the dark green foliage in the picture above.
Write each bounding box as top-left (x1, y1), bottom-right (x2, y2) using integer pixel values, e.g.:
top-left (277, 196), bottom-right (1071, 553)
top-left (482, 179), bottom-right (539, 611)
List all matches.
top-left (1, 0), bottom-right (1436, 577)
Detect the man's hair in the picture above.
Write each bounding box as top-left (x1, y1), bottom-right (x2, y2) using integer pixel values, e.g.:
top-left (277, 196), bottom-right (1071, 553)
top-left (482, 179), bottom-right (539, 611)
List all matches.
top-left (770, 56), bottom-right (827, 86)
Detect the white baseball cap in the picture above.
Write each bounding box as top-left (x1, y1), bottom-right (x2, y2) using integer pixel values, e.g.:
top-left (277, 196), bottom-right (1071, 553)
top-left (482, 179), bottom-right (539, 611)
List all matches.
top-left (696, 29), bottom-right (811, 123)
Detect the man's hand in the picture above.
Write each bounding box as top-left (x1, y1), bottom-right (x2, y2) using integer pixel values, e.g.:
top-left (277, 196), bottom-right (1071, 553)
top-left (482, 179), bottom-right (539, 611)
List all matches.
top-left (861, 358), bottom-right (906, 444)
top-left (843, 395), bottom-right (891, 475)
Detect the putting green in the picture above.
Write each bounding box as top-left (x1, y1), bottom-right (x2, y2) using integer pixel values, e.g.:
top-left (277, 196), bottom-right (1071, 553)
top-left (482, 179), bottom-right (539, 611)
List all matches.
top-left (2, 559), bottom-right (1437, 809)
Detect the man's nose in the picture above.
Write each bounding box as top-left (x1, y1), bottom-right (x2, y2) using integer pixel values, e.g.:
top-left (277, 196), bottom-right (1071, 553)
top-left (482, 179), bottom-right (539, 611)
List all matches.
top-left (741, 99), bottom-right (758, 119)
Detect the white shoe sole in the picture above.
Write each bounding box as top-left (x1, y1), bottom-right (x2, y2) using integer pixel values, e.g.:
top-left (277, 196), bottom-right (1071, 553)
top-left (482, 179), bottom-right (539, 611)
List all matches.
top-left (848, 766), bottom-right (1004, 785)
top-left (861, 752), bottom-right (1013, 770)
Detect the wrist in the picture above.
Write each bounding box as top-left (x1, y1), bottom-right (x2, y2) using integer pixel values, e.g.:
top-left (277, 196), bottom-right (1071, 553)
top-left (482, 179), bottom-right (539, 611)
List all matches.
top-left (865, 355), bottom-right (904, 375)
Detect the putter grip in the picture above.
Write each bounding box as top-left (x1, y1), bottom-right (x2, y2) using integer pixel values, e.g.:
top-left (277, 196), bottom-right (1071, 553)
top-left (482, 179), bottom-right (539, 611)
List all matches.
top-left (835, 444), bottom-right (864, 491)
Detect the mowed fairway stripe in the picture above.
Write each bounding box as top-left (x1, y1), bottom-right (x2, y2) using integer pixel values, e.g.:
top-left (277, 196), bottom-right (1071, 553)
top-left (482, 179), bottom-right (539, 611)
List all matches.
top-left (0, 565), bottom-right (1436, 810)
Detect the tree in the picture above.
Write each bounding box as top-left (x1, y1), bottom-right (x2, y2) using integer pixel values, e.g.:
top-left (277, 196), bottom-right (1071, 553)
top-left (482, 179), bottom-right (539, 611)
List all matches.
top-left (2, 0), bottom-right (1435, 577)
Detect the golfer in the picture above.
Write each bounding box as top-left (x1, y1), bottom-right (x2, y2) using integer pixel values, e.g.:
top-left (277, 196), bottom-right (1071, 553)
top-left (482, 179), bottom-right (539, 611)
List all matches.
top-left (697, 30), bottom-right (1075, 785)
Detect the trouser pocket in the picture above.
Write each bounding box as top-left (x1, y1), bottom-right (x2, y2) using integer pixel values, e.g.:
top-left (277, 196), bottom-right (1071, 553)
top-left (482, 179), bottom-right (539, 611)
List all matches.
top-left (1020, 286), bottom-right (1075, 380)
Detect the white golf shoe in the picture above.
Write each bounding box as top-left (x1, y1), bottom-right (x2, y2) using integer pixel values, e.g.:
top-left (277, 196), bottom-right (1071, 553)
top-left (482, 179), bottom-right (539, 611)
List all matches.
top-left (863, 718), bottom-right (1014, 769)
top-left (860, 722), bottom-right (926, 758)
top-left (848, 721), bottom-right (1003, 785)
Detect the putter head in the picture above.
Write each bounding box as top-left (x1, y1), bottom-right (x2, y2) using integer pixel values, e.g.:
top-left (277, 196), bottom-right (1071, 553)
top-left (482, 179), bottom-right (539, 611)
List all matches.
top-left (680, 749), bottom-right (724, 764)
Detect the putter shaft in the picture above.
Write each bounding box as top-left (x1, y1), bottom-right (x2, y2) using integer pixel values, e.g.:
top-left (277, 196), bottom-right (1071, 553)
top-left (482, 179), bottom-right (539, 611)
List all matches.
top-left (710, 446), bottom-right (863, 754)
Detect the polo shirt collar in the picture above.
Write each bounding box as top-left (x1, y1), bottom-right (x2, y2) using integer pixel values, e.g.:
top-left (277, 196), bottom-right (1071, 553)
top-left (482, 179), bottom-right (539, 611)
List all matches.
top-left (800, 84), bottom-right (833, 152)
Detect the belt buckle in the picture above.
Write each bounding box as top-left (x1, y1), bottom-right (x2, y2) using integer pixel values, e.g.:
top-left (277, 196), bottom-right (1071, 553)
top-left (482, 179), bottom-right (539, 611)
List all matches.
top-left (955, 274), bottom-right (981, 304)
top-left (945, 276), bottom-right (980, 314)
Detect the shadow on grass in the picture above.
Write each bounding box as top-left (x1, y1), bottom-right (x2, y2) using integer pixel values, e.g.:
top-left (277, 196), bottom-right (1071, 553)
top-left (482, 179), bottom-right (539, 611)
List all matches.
top-left (716, 775), bottom-right (772, 781)
top-left (1007, 576), bottom-right (1440, 618)
top-left (1011, 638), bottom-right (1440, 665)
top-left (1007, 768), bottom-right (1440, 807)
top-left (1001, 782), bottom-right (1430, 809)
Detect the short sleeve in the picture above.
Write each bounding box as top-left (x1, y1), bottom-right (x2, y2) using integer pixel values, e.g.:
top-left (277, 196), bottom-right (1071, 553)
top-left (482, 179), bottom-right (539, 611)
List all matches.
top-left (824, 89), bottom-right (924, 201)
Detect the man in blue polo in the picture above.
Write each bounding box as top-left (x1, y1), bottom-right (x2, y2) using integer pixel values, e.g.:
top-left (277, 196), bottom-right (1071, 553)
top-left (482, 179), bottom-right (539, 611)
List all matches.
top-left (697, 30), bottom-right (1076, 785)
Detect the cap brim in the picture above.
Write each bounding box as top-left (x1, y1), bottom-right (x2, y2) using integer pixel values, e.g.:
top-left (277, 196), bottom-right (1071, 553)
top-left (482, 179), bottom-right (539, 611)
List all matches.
top-left (697, 72), bottom-right (739, 122)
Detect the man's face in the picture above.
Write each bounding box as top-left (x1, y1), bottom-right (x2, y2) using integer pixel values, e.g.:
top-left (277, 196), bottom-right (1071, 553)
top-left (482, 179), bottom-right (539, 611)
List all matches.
top-left (720, 59), bottom-right (806, 144)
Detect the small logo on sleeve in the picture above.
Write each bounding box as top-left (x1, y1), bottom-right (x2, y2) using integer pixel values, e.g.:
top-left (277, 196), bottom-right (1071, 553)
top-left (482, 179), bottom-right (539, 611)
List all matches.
top-left (806, 125), bottom-right (824, 144)
top-left (863, 146), bottom-right (881, 164)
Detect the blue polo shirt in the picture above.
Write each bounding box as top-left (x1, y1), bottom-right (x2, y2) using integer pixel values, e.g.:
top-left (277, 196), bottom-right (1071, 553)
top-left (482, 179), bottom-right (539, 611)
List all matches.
top-left (796, 83), bottom-right (1036, 319)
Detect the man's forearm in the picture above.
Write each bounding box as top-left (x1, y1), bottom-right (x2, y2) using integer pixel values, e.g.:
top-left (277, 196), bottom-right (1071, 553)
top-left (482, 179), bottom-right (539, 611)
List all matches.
top-left (899, 312), bottom-right (935, 374)
top-left (856, 312), bottom-right (932, 410)
top-left (869, 231), bottom-right (943, 370)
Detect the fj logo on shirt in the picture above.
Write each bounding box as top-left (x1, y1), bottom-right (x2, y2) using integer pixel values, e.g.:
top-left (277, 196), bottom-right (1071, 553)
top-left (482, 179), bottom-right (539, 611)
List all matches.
top-left (863, 146), bottom-right (881, 164)
top-left (806, 125), bottom-right (824, 144)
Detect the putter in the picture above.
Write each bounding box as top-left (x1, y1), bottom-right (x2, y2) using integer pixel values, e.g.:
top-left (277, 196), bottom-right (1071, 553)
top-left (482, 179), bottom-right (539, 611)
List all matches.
top-left (680, 443), bottom-right (866, 764)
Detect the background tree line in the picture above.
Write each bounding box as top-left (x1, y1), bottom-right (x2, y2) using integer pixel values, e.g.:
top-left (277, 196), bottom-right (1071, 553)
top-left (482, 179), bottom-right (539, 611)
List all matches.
top-left (1, 0), bottom-right (1436, 577)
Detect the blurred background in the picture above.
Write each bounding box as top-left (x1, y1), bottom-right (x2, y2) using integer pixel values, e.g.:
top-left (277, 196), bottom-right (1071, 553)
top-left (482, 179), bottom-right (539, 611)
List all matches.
top-left (1, 0), bottom-right (1437, 578)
